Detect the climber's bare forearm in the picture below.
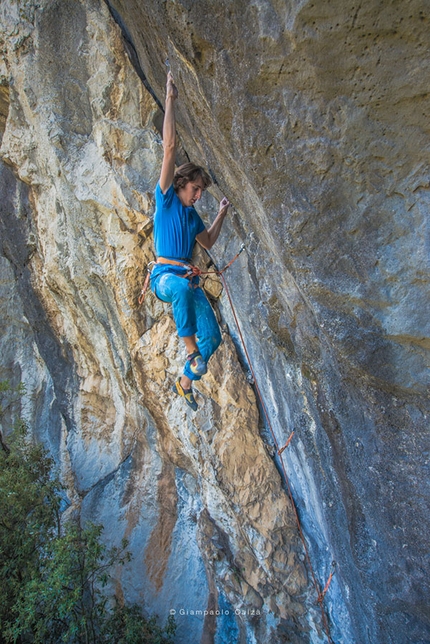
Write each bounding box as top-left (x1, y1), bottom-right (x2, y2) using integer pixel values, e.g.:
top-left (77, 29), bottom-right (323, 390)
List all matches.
top-left (160, 72), bottom-right (178, 193)
top-left (196, 199), bottom-right (230, 250)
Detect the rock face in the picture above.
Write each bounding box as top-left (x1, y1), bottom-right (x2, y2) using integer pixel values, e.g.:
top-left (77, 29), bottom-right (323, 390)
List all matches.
top-left (0, 1), bottom-right (429, 643)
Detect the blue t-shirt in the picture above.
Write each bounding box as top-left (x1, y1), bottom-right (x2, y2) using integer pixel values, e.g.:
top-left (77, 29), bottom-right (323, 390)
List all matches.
top-left (151, 182), bottom-right (206, 282)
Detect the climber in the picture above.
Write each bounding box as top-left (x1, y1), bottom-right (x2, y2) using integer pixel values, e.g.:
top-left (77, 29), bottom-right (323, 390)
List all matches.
top-left (150, 70), bottom-right (230, 411)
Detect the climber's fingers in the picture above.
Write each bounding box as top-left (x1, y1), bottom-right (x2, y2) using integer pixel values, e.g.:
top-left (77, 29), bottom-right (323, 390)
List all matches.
top-left (219, 197), bottom-right (230, 213)
top-left (166, 71), bottom-right (178, 100)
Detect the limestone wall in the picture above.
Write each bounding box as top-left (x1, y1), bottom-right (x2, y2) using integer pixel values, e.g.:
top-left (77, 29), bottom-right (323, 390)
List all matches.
top-left (0, 1), bottom-right (428, 642)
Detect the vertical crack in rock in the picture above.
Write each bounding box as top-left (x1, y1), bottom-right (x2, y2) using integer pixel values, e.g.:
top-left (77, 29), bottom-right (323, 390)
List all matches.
top-left (102, 0), bottom-right (191, 167)
top-left (103, 0), bottom-right (164, 112)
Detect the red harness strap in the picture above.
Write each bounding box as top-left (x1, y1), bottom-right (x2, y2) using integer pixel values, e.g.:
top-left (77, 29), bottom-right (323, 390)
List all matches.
top-left (156, 257), bottom-right (202, 279)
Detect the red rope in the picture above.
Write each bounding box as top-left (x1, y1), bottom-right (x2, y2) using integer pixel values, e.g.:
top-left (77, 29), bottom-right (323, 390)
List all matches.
top-left (218, 267), bottom-right (334, 644)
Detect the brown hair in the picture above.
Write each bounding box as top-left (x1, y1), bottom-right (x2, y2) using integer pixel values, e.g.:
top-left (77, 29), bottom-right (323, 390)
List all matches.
top-left (173, 163), bottom-right (212, 192)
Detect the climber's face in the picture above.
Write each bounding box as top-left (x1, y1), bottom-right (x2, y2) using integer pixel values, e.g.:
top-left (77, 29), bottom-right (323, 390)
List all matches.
top-left (178, 176), bottom-right (205, 208)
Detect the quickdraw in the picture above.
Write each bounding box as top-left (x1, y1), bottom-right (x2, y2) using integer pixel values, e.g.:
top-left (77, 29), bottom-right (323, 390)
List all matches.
top-left (137, 261), bottom-right (155, 306)
top-left (317, 562), bottom-right (337, 605)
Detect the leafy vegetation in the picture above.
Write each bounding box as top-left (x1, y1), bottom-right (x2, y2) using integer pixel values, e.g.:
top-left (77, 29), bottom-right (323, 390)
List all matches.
top-left (0, 381), bottom-right (175, 644)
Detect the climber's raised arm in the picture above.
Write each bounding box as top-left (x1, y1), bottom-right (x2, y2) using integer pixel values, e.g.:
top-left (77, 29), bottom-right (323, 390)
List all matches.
top-left (159, 71), bottom-right (178, 194)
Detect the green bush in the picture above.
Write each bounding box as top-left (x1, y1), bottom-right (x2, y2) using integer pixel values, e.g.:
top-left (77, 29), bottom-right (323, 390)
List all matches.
top-left (0, 382), bottom-right (175, 644)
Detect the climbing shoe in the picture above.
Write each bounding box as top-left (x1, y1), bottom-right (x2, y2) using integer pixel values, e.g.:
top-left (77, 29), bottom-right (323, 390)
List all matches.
top-left (172, 378), bottom-right (198, 411)
top-left (187, 351), bottom-right (207, 376)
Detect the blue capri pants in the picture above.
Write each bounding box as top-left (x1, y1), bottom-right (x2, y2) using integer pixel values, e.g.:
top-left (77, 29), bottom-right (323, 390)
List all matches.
top-left (152, 272), bottom-right (222, 381)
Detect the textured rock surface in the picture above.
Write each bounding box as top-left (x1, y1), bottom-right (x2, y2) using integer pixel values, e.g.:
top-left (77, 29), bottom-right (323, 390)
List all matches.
top-left (0, 1), bottom-right (429, 643)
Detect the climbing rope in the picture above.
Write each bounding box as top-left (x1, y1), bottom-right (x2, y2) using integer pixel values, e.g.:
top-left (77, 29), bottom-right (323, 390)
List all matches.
top-left (213, 251), bottom-right (335, 644)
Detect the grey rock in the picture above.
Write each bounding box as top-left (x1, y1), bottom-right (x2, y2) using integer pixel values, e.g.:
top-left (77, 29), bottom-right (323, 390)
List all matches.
top-left (0, 1), bottom-right (429, 642)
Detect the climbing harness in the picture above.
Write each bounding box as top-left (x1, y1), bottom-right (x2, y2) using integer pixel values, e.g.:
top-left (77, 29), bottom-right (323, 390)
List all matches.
top-left (211, 251), bottom-right (336, 644)
top-left (137, 244), bottom-right (246, 306)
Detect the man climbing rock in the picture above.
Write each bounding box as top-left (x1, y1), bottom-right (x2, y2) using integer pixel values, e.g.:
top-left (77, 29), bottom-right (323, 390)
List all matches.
top-left (150, 71), bottom-right (230, 411)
